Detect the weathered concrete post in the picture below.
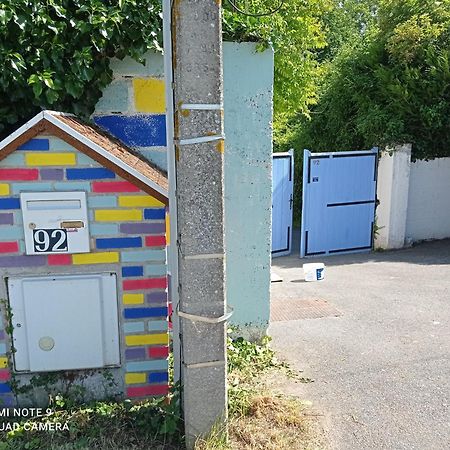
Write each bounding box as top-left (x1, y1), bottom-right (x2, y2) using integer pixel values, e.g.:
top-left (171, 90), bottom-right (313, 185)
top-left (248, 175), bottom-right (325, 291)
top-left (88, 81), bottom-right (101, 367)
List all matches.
top-left (170, 0), bottom-right (227, 447)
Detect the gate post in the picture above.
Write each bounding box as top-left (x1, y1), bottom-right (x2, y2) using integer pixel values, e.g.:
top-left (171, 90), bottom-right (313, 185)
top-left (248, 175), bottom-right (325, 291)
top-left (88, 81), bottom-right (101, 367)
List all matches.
top-left (375, 144), bottom-right (412, 249)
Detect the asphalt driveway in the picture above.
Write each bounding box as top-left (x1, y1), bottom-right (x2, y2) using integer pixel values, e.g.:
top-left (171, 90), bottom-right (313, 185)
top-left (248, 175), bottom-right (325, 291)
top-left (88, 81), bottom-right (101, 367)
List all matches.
top-left (269, 239), bottom-right (450, 450)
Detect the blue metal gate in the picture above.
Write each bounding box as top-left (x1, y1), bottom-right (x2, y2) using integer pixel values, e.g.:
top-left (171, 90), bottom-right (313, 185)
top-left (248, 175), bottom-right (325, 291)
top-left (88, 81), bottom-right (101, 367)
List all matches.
top-left (272, 151), bottom-right (294, 257)
top-left (300, 148), bottom-right (378, 257)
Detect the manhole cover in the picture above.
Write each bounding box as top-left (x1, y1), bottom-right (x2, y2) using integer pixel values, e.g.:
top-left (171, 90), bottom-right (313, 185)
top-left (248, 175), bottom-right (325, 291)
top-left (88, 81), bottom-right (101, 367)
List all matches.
top-left (270, 298), bottom-right (342, 322)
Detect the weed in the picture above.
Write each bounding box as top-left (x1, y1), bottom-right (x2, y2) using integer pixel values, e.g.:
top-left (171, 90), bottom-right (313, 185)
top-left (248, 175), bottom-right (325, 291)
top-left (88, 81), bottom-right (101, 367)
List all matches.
top-left (196, 333), bottom-right (326, 450)
top-left (0, 385), bottom-right (183, 450)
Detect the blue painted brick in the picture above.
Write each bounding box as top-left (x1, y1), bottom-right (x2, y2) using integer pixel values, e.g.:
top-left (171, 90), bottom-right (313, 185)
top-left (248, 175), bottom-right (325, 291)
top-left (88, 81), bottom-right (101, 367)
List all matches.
top-left (17, 138), bottom-right (49, 151)
top-left (126, 360), bottom-right (168, 372)
top-left (93, 115), bottom-right (167, 147)
top-left (148, 372), bottom-right (169, 383)
top-left (147, 320), bottom-right (167, 331)
top-left (0, 228), bottom-right (23, 240)
top-left (66, 168), bottom-right (115, 180)
top-left (122, 266), bottom-right (144, 277)
top-left (90, 223), bottom-right (119, 236)
top-left (123, 322), bottom-right (145, 333)
top-left (54, 182), bottom-right (91, 191)
top-left (0, 343), bottom-right (6, 355)
top-left (88, 195), bottom-right (117, 208)
top-left (124, 307), bottom-right (168, 319)
top-left (77, 153), bottom-right (96, 165)
top-left (96, 237), bottom-right (142, 249)
top-left (2, 153), bottom-right (25, 166)
top-left (0, 383), bottom-right (11, 394)
top-left (145, 265), bottom-right (167, 276)
top-left (12, 183), bottom-right (53, 194)
top-left (0, 198), bottom-right (20, 210)
top-left (144, 208), bottom-right (166, 220)
top-left (122, 249), bottom-right (166, 263)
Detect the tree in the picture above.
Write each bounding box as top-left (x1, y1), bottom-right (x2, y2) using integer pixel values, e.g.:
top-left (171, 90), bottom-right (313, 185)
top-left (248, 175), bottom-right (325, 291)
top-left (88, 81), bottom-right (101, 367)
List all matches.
top-left (222, 0), bottom-right (331, 135)
top-left (292, 0), bottom-right (450, 160)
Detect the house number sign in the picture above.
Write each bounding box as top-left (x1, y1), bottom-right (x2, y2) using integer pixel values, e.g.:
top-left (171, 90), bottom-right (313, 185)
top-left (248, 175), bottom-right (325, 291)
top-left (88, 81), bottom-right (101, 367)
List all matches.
top-left (33, 229), bottom-right (68, 253)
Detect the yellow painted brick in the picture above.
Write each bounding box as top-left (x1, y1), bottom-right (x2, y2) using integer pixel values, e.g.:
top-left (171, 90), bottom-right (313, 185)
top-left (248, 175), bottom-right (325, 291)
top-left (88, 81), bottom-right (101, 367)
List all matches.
top-left (0, 184), bottom-right (10, 196)
top-left (165, 213), bottom-right (170, 246)
top-left (118, 196), bottom-right (164, 208)
top-left (0, 357), bottom-right (7, 368)
top-left (125, 373), bottom-right (147, 385)
top-left (73, 252), bottom-right (119, 265)
top-left (133, 78), bottom-right (166, 113)
top-left (125, 333), bottom-right (169, 346)
top-left (25, 152), bottom-right (76, 166)
top-left (123, 293), bottom-right (144, 305)
top-left (95, 209), bottom-right (143, 222)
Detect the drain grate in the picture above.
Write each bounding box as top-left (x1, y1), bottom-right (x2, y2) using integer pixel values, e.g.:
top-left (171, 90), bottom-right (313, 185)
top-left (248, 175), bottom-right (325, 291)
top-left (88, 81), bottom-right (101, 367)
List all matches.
top-left (270, 298), bottom-right (342, 322)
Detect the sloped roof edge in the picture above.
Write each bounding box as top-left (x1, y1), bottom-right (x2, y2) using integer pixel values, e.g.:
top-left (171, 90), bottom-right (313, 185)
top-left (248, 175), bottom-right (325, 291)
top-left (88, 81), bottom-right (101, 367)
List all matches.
top-left (0, 111), bottom-right (168, 204)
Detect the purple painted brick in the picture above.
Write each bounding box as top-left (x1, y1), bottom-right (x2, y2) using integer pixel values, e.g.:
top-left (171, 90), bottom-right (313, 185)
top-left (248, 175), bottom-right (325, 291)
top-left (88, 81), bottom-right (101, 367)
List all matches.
top-left (0, 331), bottom-right (5, 341)
top-left (0, 394), bottom-right (14, 407)
top-left (146, 291), bottom-right (167, 304)
top-left (125, 348), bottom-right (146, 360)
top-left (0, 255), bottom-right (46, 267)
top-left (120, 223), bottom-right (166, 234)
top-left (40, 168), bottom-right (64, 180)
top-left (0, 214), bottom-right (13, 225)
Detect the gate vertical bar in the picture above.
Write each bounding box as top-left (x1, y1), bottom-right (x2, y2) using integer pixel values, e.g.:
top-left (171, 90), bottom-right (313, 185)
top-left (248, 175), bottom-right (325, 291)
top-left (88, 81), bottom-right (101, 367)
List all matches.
top-left (300, 149), bottom-right (311, 257)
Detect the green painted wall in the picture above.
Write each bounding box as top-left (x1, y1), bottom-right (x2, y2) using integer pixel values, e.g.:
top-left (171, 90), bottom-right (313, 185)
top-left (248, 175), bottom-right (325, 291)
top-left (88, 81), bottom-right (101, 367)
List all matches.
top-left (223, 42), bottom-right (274, 338)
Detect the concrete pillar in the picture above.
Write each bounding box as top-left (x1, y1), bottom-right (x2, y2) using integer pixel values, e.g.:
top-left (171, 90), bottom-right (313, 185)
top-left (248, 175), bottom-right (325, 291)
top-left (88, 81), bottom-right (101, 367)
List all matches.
top-left (375, 144), bottom-right (412, 249)
top-left (170, 0), bottom-right (227, 448)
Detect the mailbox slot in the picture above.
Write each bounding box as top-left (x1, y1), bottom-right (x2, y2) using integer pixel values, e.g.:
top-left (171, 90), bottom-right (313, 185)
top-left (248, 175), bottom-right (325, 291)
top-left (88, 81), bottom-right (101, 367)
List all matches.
top-left (21, 192), bottom-right (90, 255)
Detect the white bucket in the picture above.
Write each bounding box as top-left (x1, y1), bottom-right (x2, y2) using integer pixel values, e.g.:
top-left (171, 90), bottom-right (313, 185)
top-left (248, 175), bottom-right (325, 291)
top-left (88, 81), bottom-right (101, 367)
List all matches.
top-left (303, 263), bottom-right (325, 282)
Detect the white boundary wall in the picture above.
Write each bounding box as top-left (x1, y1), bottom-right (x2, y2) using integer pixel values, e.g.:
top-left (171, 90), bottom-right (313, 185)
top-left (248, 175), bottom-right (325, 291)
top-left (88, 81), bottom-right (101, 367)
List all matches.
top-left (406, 157), bottom-right (450, 242)
top-left (375, 144), bottom-right (450, 248)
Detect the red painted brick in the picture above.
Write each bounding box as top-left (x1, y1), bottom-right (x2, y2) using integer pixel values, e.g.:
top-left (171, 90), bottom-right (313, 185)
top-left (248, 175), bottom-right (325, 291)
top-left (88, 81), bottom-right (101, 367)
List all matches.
top-left (145, 235), bottom-right (166, 247)
top-left (0, 169), bottom-right (38, 181)
top-left (148, 346), bottom-right (169, 359)
top-left (123, 277), bottom-right (167, 291)
top-left (0, 242), bottom-right (19, 253)
top-left (0, 370), bottom-right (10, 381)
top-left (48, 254), bottom-right (72, 265)
top-left (92, 181), bottom-right (140, 193)
top-left (127, 384), bottom-right (168, 398)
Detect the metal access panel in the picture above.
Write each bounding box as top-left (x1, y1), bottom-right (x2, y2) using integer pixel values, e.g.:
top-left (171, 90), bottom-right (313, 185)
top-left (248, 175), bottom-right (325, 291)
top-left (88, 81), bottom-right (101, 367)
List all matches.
top-left (8, 273), bottom-right (120, 372)
top-left (272, 150), bottom-right (294, 257)
top-left (300, 148), bottom-right (378, 257)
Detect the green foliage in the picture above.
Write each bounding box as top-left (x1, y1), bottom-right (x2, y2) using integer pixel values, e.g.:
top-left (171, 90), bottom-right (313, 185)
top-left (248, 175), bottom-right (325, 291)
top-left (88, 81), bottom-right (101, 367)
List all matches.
top-left (227, 332), bottom-right (284, 417)
top-left (223, 0), bottom-right (330, 125)
top-left (0, 387), bottom-right (182, 450)
top-left (0, 0), bottom-right (162, 138)
top-left (290, 0), bottom-right (450, 160)
top-left (281, 0), bottom-right (450, 220)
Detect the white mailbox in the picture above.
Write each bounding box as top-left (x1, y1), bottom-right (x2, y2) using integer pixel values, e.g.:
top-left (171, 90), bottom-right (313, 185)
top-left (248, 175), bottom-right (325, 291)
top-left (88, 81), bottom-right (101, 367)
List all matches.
top-left (21, 192), bottom-right (90, 255)
top-left (8, 273), bottom-right (120, 372)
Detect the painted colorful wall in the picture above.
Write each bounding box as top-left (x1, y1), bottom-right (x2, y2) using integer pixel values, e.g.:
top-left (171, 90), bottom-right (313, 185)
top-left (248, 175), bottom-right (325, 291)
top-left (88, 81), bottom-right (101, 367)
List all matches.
top-left (94, 52), bottom-right (168, 171)
top-left (0, 135), bottom-right (169, 406)
top-left (94, 43), bottom-right (274, 339)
